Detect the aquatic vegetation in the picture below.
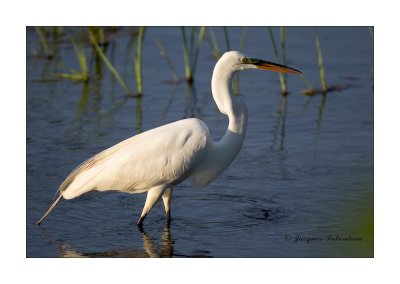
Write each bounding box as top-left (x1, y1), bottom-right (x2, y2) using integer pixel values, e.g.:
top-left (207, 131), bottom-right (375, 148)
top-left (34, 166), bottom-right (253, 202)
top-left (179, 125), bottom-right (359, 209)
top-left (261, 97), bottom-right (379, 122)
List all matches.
top-left (202, 27), bottom-right (247, 95)
top-left (232, 27), bottom-right (248, 96)
top-left (239, 27), bottom-right (248, 51)
top-left (28, 27), bottom-right (373, 258)
top-left (207, 27), bottom-right (222, 60)
top-left (33, 26), bottom-right (62, 59)
top-left (136, 97), bottom-right (143, 132)
top-left (89, 29), bottom-right (130, 95)
top-left (301, 29), bottom-right (348, 96)
top-left (34, 27), bottom-right (49, 56)
top-left (315, 32), bottom-right (327, 94)
top-left (134, 27), bottom-right (145, 96)
top-left (158, 26), bottom-right (206, 85)
top-left (267, 27), bottom-right (288, 95)
top-left (180, 27), bottom-right (205, 84)
top-left (78, 82), bottom-right (90, 109)
top-left (89, 26), bottom-right (107, 46)
top-left (155, 39), bottom-right (179, 84)
top-left (56, 33), bottom-right (89, 82)
top-left (223, 27), bottom-right (231, 51)
top-left (31, 26), bottom-right (351, 100)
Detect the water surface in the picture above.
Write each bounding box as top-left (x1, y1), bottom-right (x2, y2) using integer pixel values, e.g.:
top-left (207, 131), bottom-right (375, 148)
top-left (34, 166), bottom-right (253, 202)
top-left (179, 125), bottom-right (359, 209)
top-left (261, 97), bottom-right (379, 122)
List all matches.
top-left (27, 27), bottom-right (373, 257)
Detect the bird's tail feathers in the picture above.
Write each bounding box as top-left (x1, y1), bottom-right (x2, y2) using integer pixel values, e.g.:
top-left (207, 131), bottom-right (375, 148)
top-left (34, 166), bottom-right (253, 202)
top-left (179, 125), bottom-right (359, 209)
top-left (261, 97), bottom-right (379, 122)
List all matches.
top-left (52, 188), bottom-right (61, 203)
top-left (36, 193), bottom-right (63, 225)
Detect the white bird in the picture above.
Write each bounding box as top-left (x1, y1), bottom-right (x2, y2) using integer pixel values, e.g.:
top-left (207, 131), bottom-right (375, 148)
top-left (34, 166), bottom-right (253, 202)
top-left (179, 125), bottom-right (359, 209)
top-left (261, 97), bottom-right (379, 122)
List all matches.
top-left (36, 51), bottom-right (301, 226)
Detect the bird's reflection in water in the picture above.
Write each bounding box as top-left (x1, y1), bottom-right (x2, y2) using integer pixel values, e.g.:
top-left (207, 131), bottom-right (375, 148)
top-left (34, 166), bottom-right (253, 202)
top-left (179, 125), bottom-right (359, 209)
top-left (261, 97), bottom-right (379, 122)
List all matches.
top-left (57, 224), bottom-right (173, 258)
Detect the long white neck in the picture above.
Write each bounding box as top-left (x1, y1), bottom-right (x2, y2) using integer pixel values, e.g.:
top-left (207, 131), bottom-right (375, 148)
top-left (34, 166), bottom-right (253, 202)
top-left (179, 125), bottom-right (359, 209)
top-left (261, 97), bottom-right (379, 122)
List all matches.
top-left (210, 58), bottom-right (248, 172)
top-left (211, 56), bottom-right (248, 135)
top-left (190, 54), bottom-right (249, 188)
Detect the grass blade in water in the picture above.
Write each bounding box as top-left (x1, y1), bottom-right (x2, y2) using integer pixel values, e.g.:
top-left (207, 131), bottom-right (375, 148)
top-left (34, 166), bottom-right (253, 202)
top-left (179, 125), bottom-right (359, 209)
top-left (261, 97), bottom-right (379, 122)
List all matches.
top-left (190, 27), bottom-right (205, 79)
top-left (180, 27), bottom-right (192, 83)
top-left (35, 26), bottom-right (49, 55)
top-left (315, 32), bottom-right (327, 94)
top-left (69, 33), bottom-right (88, 82)
top-left (232, 27), bottom-right (249, 96)
top-left (89, 30), bottom-right (130, 95)
top-left (223, 27), bottom-right (231, 51)
top-left (280, 27), bottom-right (287, 65)
top-left (134, 27), bottom-right (145, 96)
top-left (207, 27), bottom-right (221, 60)
top-left (267, 27), bottom-right (286, 94)
top-left (155, 39), bottom-right (179, 84)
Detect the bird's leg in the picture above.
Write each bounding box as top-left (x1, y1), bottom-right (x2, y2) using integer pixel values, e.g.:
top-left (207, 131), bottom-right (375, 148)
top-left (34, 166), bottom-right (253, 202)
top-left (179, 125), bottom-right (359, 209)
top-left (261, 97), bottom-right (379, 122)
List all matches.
top-left (162, 187), bottom-right (173, 225)
top-left (137, 186), bottom-right (165, 226)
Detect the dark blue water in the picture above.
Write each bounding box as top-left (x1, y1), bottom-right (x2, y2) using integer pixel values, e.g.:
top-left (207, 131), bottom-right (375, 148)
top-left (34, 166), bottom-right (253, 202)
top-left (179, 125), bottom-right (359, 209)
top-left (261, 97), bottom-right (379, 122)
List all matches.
top-left (27, 27), bottom-right (373, 257)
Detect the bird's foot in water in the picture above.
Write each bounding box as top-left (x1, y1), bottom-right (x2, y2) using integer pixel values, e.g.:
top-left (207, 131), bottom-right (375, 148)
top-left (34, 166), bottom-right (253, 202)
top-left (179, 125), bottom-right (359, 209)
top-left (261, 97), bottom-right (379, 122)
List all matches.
top-left (137, 214), bottom-right (146, 228)
top-left (166, 212), bottom-right (171, 227)
top-left (136, 214), bottom-right (171, 229)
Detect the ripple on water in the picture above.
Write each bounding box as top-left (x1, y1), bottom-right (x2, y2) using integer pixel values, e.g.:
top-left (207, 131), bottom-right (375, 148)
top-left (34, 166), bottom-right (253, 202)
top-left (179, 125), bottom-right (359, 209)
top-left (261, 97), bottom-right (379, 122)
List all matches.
top-left (243, 207), bottom-right (285, 222)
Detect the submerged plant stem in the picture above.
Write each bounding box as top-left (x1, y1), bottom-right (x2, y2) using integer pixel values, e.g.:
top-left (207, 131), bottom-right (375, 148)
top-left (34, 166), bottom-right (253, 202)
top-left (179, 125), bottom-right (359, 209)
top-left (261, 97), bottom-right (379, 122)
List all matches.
top-left (315, 33), bottom-right (327, 94)
top-left (232, 27), bottom-right (249, 96)
top-left (181, 27), bottom-right (205, 84)
top-left (280, 27), bottom-right (287, 65)
top-left (190, 27), bottom-right (205, 79)
top-left (69, 34), bottom-right (88, 81)
top-left (155, 39), bottom-right (179, 83)
top-left (180, 27), bottom-right (192, 83)
top-left (223, 27), bottom-right (231, 51)
top-left (35, 26), bottom-right (49, 54)
top-left (89, 30), bottom-right (130, 94)
top-left (134, 27), bottom-right (145, 96)
top-left (268, 27), bottom-right (287, 94)
top-left (239, 27), bottom-right (248, 51)
top-left (208, 27), bottom-right (221, 60)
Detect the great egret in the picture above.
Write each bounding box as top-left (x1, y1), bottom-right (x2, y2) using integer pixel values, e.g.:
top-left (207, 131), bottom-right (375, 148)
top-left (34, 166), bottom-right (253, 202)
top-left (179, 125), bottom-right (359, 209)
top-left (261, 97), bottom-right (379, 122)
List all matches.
top-left (36, 51), bottom-right (301, 226)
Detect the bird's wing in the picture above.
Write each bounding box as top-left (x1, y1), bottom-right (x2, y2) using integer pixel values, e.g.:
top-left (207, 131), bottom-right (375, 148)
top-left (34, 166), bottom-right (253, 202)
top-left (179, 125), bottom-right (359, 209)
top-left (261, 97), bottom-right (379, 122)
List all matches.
top-left (59, 133), bottom-right (139, 194)
top-left (62, 118), bottom-right (211, 198)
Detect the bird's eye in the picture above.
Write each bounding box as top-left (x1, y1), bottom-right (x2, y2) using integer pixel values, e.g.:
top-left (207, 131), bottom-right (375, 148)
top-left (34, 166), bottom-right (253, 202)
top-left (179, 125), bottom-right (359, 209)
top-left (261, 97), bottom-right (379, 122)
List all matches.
top-left (241, 58), bottom-right (248, 63)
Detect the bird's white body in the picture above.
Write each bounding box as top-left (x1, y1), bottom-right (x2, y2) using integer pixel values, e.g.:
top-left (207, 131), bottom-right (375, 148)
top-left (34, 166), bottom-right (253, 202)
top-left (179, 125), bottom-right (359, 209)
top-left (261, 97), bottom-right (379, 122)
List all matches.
top-left (63, 118), bottom-right (211, 199)
top-left (36, 51), bottom-right (300, 226)
top-left (63, 52), bottom-right (248, 203)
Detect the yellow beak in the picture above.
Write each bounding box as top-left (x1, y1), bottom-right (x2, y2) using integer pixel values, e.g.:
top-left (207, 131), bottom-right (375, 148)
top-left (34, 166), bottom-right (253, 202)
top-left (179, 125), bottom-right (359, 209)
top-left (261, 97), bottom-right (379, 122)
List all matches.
top-left (253, 59), bottom-right (301, 74)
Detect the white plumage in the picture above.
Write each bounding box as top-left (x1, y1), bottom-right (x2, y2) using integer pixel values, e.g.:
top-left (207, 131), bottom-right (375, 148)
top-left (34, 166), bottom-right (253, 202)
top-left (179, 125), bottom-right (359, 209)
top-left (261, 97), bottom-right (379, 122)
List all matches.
top-left (63, 119), bottom-right (210, 199)
top-left (36, 51), bottom-right (301, 226)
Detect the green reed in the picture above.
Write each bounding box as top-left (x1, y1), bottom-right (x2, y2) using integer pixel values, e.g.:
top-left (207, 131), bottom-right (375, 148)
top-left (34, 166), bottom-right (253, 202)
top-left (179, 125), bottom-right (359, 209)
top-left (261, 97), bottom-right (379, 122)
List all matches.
top-left (89, 29), bottom-right (130, 94)
top-left (239, 27), bottom-right (248, 51)
top-left (301, 29), bottom-right (332, 96)
top-left (232, 27), bottom-right (248, 96)
top-left (207, 27), bottom-right (222, 60)
top-left (89, 26), bottom-right (106, 46)
top-left (34, 26), bottom-right (49, 55)
top-left (155, 39), bottom-right (179, 84)
top-left (56, 33), bottom-right (88, 82)
top-left (268, 27), bottom-right (287, 95)
top-left (223, 27), bottom-right (231, 51)
top-left (315, 32), bottom-right (327, 94)
top-left (181, 27), bottom-right (191, 83)
top-left (89, 27), bottom-right (110, 79)
top-left (71, 34), bottom-right (88, 81)
top-left (78, 81), bottom-right (90, 109)
top-left (136, 97), bottom-right (143, 132)
top-left (134, 27), bottom-right (145, 96)
top-left (180, 27), bottom-right (205, 84)
top-left (280, 27), bottom-right (287, 66)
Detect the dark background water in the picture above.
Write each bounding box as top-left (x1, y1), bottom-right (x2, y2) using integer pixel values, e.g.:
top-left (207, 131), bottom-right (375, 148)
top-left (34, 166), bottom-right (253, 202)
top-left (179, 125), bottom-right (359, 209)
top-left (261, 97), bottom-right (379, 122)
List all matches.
top-left (27, 27), bottom-right (373, 257)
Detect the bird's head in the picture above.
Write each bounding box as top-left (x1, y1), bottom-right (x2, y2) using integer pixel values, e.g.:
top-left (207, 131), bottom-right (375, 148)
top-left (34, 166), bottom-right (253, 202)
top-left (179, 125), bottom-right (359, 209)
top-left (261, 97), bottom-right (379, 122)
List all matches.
top-left (218, 51), bottom-right (301, 74)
